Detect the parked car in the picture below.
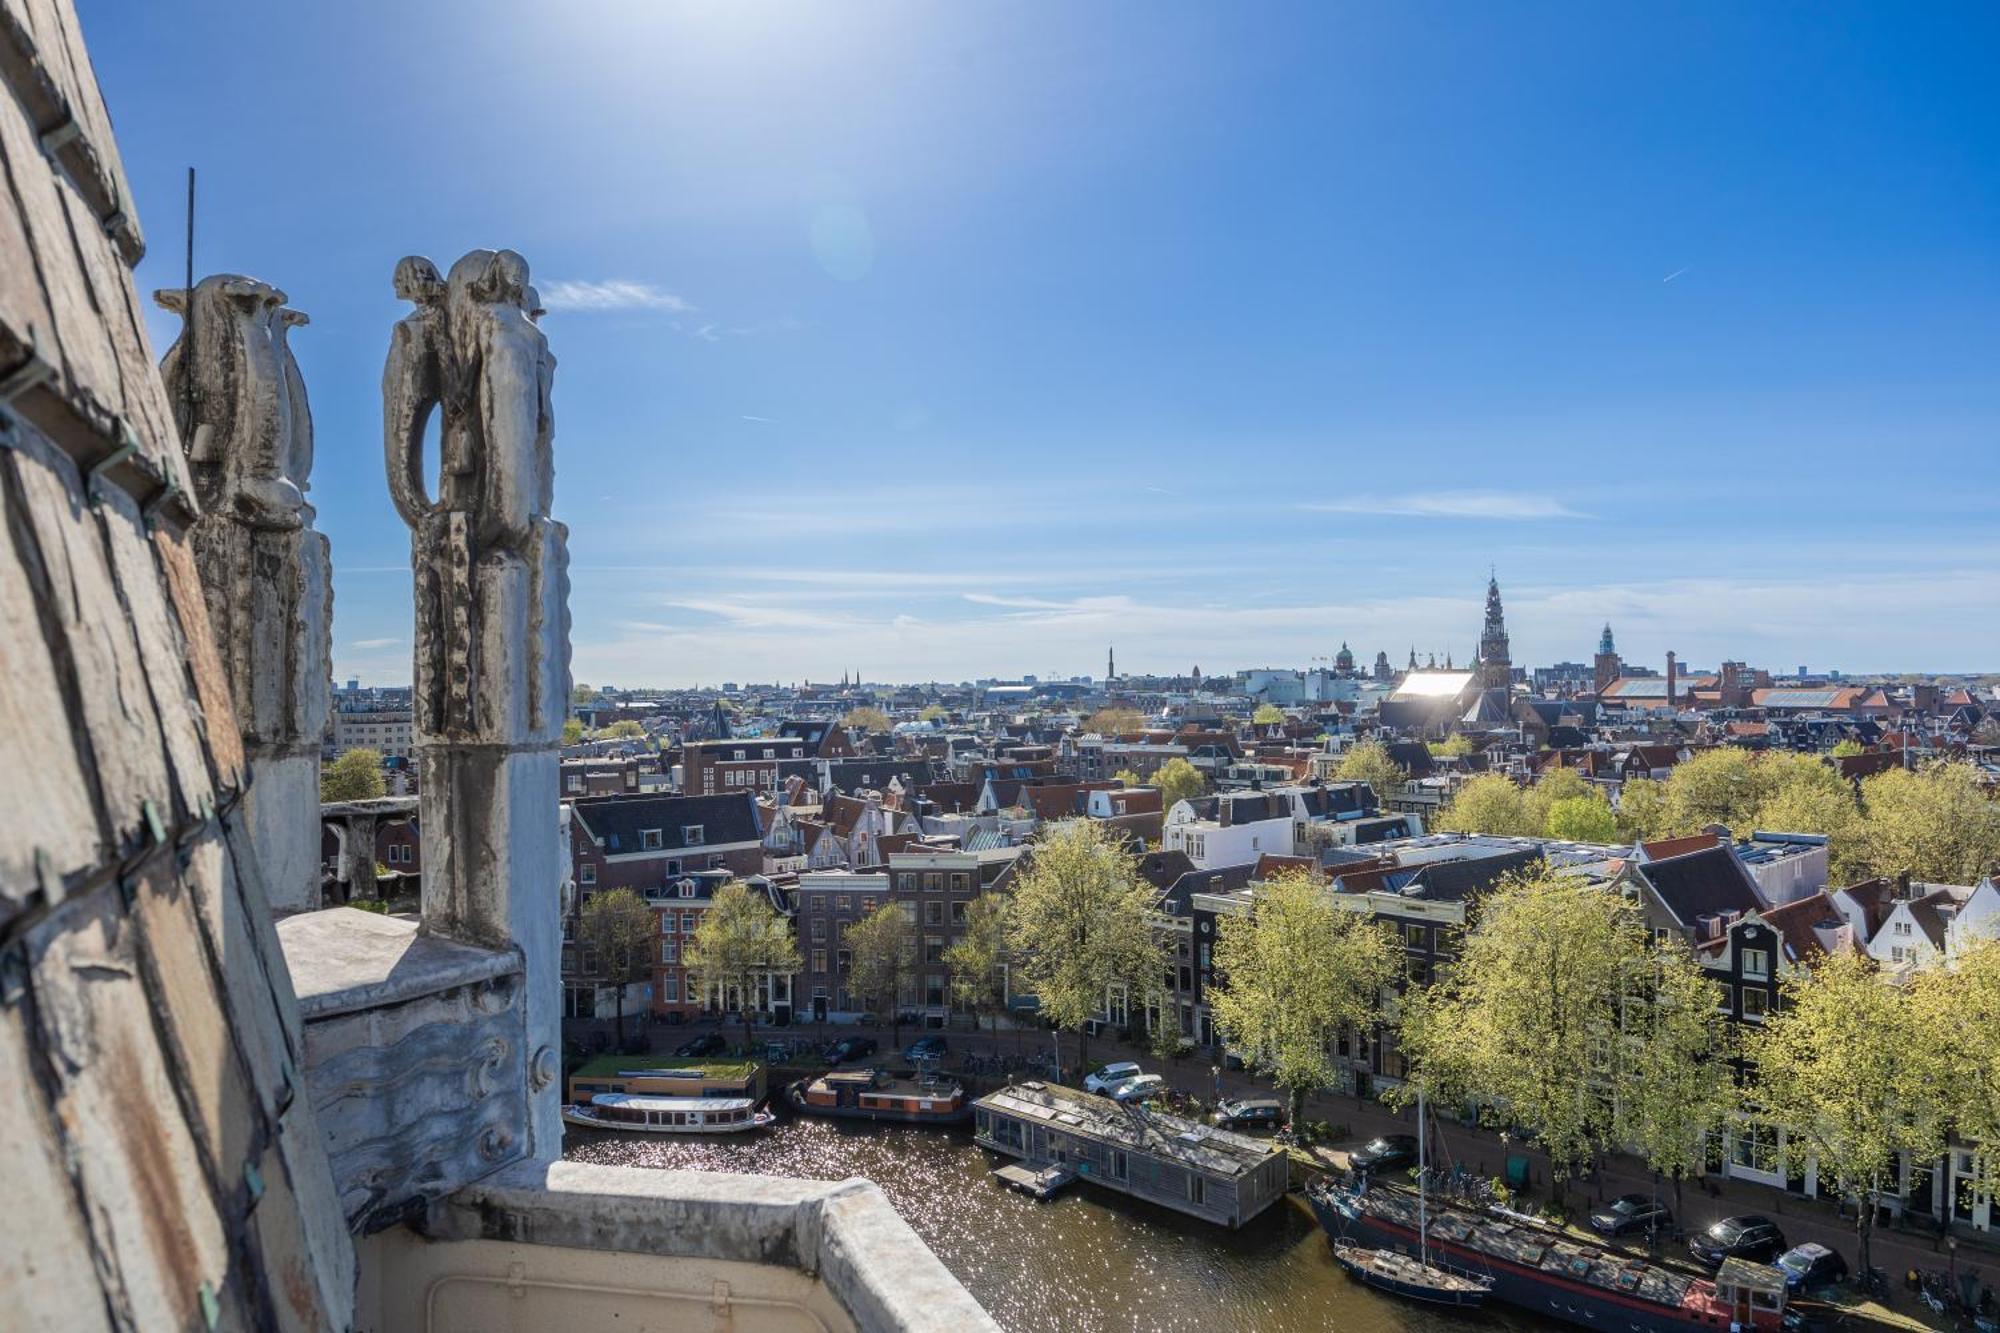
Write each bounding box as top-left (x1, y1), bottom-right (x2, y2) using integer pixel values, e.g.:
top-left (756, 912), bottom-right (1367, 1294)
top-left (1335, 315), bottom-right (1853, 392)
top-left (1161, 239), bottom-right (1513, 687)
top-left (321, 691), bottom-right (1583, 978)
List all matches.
top-left (1211, 1097), bottom-right (1285, 1130)
top-left (674, 1033), bottom-right (726, 1059)
top-left (902, 1035), bottom-right (949, 1063)
top-left (823, 1036), bottom-right (878, 1066)
top-left (1775, 1242), bottom-right (1848, 1293)
top-left (1348, 1134), bottom-right (1419, 1173)
top-left (1588, 1193), bottom-right (1673, 1239)
top-left (1689, 1215), bottom-right (1787, 1267)
top-left (1083, 1061), bottom-right (1143, 1095)
top-left (1107, 1073), bottom-right (1167, 1104)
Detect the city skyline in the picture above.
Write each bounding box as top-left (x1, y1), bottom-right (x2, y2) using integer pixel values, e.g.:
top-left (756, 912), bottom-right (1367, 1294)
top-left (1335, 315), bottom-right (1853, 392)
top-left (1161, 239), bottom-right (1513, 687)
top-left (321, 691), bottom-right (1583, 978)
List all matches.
top-left (90, 1), bottom-right (2000, 685)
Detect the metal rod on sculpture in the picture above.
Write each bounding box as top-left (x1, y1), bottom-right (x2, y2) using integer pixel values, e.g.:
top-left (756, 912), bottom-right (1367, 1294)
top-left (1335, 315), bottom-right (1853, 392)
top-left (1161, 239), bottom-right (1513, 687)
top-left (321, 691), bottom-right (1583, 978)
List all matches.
top-left (183, 167), bottom-right (196, 434)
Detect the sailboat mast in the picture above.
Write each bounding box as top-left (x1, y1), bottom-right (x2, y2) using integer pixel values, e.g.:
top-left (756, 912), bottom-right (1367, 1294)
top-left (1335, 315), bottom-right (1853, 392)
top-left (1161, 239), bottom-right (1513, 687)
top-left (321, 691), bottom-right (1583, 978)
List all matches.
top-left (1417, 1087), bottom-right (1428, 1268)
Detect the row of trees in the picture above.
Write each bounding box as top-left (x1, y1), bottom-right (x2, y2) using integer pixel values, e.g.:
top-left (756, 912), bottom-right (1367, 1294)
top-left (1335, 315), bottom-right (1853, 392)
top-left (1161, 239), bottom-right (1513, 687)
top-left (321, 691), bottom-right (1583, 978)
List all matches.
top-left (1427, 750), bottom-right (2000, 886)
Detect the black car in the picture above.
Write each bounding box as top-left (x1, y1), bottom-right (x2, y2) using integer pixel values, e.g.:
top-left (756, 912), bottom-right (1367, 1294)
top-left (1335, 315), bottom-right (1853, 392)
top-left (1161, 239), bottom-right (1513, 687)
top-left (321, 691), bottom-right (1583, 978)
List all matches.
top-left (1588, 1193), bottom-right (1673, 1239)
top-left (674, 1033), bottom-right (726, 1059)
top-left (1775, 1243), bottom-right (1848, 1293)
top-left (1211, 1097), bottom-right (1285, 1130)
top-left (902, 1035), bottom-right (949, 1062)
top-left (1689, 1215), bottom-right (1787, 1267)
top-left (1348, 1134), bottom-right (1419, 1172)
top-left (823, 1036), bottom-right (878, 1066)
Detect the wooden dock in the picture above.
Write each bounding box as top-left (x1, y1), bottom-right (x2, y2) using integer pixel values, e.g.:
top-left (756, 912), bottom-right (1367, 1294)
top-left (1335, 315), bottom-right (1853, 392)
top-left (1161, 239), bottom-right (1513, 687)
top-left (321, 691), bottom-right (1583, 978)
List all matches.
top-left (992, 1162), bottom-right (1077, 1201)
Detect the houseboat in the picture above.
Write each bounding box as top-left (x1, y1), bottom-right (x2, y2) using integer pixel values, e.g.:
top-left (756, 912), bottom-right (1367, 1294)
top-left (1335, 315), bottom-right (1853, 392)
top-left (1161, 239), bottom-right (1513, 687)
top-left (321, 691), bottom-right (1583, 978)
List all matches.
top-left (1308, 1178), bottom-right (1789, 1333)
top-left (972, 1081), bottom-right (1289, 1229)
top-left (787, 1068), bottom-right (973, 1125)
top-left (563, 1092), bottom-right (775, 1134)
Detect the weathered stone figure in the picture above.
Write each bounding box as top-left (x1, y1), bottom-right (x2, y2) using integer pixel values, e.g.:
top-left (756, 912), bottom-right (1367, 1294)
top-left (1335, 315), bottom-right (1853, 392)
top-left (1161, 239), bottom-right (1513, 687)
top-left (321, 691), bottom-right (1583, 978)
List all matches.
top-left (156, 274), bottom-right (332, 913)
top-left (385, 247), bottom-right (570, 1156)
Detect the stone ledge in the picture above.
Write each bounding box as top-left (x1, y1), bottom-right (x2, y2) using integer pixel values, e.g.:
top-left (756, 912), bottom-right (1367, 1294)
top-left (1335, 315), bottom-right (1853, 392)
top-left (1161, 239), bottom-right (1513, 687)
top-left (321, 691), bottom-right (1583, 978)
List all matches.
top-left (276, 907), bottom-right (519, 1020)
top-left (430, 1160), bottom-right (998, 1333)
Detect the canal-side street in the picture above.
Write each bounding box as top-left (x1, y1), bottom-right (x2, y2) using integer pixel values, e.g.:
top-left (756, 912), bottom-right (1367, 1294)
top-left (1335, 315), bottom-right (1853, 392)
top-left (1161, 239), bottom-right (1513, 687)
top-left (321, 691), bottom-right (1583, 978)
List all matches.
top-left (569, 1015), bottom-right (1997, 1306)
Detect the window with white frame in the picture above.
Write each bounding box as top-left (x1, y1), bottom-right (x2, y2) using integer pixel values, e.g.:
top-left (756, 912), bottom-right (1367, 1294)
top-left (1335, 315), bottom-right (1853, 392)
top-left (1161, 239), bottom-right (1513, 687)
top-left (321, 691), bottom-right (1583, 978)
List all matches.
top-left (579, 862), bottom-right (596, 885)
top-left (641, 828), bottom-right (664, 851)
top-left (1741, 948), bottom-right (1769, 979)
top-left (683, 825), bottom-right (704, 845)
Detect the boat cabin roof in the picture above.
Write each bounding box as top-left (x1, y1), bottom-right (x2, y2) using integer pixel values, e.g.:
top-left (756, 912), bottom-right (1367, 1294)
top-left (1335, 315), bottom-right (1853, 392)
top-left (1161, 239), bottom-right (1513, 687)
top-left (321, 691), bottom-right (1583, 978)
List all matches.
top-left (974, 1082), bottom-right (1280, 1178)
top-left (591, 1093), bottom-right (758, 1112)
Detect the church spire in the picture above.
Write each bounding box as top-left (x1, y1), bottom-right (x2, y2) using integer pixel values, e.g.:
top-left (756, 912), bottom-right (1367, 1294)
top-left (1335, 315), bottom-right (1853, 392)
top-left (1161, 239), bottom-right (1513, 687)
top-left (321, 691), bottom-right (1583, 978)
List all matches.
top-left (1108, 644), bottom-right (1115, 681)
top-left (1478, 571), bottom-right (1511, 690)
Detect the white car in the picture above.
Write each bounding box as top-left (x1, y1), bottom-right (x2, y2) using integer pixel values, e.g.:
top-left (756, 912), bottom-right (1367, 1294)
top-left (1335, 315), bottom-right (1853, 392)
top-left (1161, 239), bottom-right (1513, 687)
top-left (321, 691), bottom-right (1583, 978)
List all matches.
top-left (1107, 1074), bottom-right (1167, 1104)
top-left (1083, 1061), bottom-right (1143, 1095)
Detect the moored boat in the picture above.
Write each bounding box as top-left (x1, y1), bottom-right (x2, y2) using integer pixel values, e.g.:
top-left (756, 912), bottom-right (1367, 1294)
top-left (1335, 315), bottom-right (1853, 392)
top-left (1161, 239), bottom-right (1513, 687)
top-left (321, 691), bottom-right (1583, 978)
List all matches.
top-left (1333, 1238), bottom-right (1492, 1308)
top-left (787, 1068), bottom-right (973, 1125)
top-left (562, 1091), bottom-right (776, 1134)
top-left (1308, 1179), bottom-right (1789, 1333)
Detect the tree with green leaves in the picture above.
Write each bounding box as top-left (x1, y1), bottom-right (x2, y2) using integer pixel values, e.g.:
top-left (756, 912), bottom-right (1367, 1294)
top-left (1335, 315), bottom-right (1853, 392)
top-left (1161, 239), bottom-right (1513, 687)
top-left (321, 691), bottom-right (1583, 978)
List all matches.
top-left (1209, 870), bottom-right (1399, 1126)
top-left (1153, 755), bottom-right (1207, 810)
top-left (919, 703), bottom-right (949, 722)
top-left (321, 747), bottom-right (386, 802)
top-left (1756, 776), bottom-right (1867, 883)
top-left (845, 901), bottom-right (920, 1047)
top-left (1252, 703), bottom-right (1287, 726)
top-left (1111, 768), bottom-right (1146, 789)
top-left (1856, 761), bottom-right (2000, 884)
top-left (943, 893), bottom-right (1011, 1043)
top-left (1433, 773), bottom-right (1536, 836)
top-left (561, 717), bottom-right (585, 745)
top-left (1396, 869), bottom-right (1649, 1206)
top-left (1429, 733), bottom-right (1475, 759)
top-left (842, 705), bottom-right (892, 733)
top-left (579, 888), bottom-right (656, 1048)
top-left (1620, 943), bottom-right (1737, 1215)
top-left (1544, 794), bottom-right (1619, 842)
top-left (1931, 938), bottom-right (2000, 1197)
top-left (1522, 767), bottom-right (1595, 834)
top-left (1744, 950), bottom-right (1949, 1275)
top-left (1829, 738), bottom-right (1865, 759)
top-left (684, 881), bottom-right (801, 1053)
top-left (601, 719), bottom-right (645, 740)
top-left (1335, 739), bottom-right (1407, 803)
top-left (1008, 819), bottom-right (1166, 1074)
top-left (1616, 777), bottom-right (1669, 841)
top-left (1658, 749), bottom-right (1767, 836)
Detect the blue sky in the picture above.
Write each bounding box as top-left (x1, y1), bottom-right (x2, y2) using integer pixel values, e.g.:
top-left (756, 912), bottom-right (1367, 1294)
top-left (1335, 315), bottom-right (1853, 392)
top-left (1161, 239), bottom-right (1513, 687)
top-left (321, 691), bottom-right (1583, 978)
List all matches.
top-left (91, 1), bottom-right (2000, 685)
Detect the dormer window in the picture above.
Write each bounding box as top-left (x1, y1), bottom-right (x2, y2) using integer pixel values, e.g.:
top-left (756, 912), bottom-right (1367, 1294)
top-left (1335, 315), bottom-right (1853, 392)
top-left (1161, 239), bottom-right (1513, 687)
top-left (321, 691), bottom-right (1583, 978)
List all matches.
top-left (683, 824), bottom-right (704, 845)
top-left (679, 880), bottom-right (696, 898)
top-left (641, 828), bottom-right (664, 850)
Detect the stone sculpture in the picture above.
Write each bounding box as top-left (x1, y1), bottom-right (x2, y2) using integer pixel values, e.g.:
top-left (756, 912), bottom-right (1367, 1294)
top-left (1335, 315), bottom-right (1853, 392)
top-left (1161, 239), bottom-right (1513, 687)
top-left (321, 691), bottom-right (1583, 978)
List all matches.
top-left (384, 247), bottom-right (570, 1157)
top-left (156, 274), bottom-right (332, 913)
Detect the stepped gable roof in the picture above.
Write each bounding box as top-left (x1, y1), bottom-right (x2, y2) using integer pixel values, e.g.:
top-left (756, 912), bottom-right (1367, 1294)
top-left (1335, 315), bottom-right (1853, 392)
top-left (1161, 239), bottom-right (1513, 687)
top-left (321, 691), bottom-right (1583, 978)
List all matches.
top-left (1636, 843), bottom-right (1764, 925)
top-left (572, 792), bottom-right (762, 852)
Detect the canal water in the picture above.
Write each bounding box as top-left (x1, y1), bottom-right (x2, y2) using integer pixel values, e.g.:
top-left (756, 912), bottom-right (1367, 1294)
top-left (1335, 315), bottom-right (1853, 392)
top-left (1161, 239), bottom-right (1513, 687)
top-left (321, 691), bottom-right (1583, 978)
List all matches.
top-left (567, 1116), bottom-right (1544, 1332)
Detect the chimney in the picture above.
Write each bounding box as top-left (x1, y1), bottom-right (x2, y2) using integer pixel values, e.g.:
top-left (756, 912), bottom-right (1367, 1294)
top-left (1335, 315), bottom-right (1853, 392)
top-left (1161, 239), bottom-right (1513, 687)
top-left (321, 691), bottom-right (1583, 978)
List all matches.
top-left (1666, 651), bottom-right (1678, 707)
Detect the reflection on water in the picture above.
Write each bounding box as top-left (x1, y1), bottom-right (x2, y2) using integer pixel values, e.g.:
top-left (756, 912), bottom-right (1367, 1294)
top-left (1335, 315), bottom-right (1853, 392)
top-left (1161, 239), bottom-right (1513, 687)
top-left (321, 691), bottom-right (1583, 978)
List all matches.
top-left (566, 1116), bottom-right (1542, 1333)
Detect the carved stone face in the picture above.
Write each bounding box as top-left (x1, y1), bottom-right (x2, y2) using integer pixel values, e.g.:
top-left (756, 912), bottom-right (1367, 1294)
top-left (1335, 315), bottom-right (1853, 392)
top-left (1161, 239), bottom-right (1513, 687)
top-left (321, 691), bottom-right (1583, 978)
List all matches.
top-left (394, 256), bottom-right (445, 304)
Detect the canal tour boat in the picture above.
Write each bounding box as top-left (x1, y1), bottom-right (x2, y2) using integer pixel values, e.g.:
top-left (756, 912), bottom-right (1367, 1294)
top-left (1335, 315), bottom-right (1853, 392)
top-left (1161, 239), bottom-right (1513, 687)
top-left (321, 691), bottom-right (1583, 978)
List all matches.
top-left (786, 1068), bottom-right (973, 1126)
top-left (562, 1092), bottom-right (776, 1134)
top-left (1308, 1178), bottom-right (1790, 1333)
top-left (1328, 1091), bottom-right (1493, 1310)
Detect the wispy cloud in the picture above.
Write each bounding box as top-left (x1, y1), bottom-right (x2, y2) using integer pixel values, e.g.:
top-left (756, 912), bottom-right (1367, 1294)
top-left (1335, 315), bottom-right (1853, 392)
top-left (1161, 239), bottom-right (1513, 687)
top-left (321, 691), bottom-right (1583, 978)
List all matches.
top-left (540, 279), bottom-right (695, 314)
top-left (741, 414), bottom-right (776, 423)
top-left (349, 636), bottom-right (401, 650)
top-left (1662, 266), bottom-right (1690, 284)
top-left (1301, 491), bottom-right (1588, 520)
